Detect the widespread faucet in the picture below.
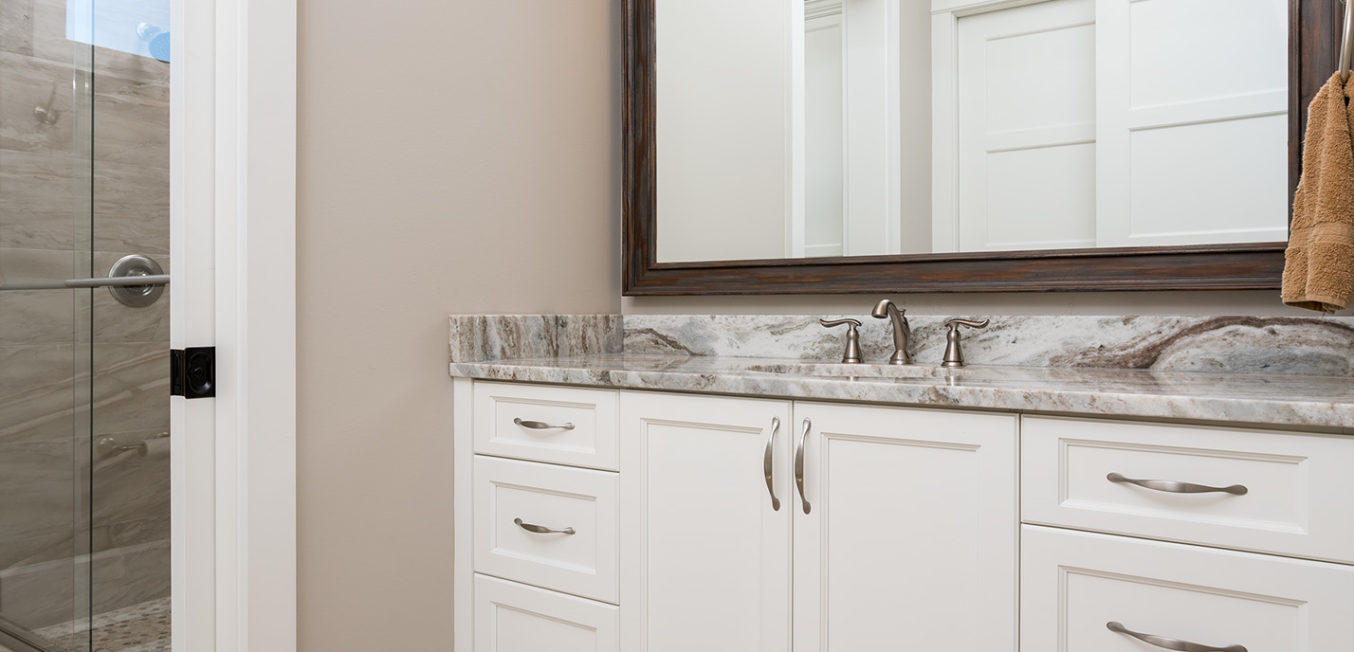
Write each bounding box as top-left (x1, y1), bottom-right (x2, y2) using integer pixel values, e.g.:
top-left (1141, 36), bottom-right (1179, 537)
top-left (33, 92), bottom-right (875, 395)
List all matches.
top-left (871, 299), bottom-right (911, 365)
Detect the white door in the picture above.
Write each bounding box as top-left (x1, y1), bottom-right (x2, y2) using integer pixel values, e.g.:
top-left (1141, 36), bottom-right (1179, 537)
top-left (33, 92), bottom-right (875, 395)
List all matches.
top-left (1095, 0), bottom-right (1288, 247)
top-left (1022, 525), bottom-right (1354, 651)
top-left (946, 0), bottom-right (1097, 252)
top-left (791, 402), bottom-right (1018, 652)
top-left (619, 392), bottom-right (792, 652)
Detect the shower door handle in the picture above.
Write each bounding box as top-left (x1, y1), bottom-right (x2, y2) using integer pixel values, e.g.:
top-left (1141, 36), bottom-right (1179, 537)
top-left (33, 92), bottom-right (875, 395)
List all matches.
top-left (0, 275), bottom-right (169, 291)
top-left (64, 274), bottom-right (171, 288)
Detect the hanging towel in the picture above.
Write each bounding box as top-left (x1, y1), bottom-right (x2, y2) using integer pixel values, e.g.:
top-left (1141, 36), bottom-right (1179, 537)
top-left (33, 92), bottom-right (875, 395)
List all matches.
top-left (1284, 72), bottom-right (1354, 312)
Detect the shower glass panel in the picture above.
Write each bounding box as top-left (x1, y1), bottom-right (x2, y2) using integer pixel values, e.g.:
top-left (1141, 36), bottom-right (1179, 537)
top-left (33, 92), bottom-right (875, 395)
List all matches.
top-left (0, 0), bottom-right (171, 650)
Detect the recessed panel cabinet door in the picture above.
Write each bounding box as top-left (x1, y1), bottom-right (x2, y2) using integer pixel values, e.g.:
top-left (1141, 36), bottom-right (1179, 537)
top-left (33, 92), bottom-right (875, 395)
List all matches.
top-left (619, 392), bottom-right (793, 652)
top-left (791, 402), bottom-right (1018, 652)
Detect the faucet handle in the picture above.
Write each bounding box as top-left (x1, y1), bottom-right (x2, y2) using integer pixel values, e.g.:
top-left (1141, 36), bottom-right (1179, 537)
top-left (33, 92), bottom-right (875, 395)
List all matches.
top-left (941, 318), bottom-right (989, 368)
top-left (819, 318), bottom-right (864, 364)
top-left (944, 318), bottom-right (989, 330)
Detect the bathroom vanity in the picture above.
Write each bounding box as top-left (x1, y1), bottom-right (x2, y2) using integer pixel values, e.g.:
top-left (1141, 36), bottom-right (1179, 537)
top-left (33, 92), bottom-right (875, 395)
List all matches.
top-left (449, 315), bottom-right (1354, 652)
top-left (448, 0), bottom-right (1354, 648)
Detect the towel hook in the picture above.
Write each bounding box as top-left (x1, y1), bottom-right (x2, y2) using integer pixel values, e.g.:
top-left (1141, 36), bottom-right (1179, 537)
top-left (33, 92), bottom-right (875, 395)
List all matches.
top-left (1341, 0), bottom-right (1354, 81)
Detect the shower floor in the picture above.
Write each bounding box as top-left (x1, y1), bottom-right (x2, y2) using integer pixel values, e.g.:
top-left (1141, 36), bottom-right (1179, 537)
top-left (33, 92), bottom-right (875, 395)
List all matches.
top-left (32, 597), bottom-right (170, 652)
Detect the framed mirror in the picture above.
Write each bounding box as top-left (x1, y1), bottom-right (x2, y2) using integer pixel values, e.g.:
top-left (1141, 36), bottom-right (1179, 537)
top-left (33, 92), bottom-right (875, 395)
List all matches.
top-left (624, 0), bottom-right (1339, 295)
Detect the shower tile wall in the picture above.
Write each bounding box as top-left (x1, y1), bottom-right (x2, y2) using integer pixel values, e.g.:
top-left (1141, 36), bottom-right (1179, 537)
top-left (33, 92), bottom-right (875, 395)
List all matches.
top-left (0, 0), bottom-right (169, 639)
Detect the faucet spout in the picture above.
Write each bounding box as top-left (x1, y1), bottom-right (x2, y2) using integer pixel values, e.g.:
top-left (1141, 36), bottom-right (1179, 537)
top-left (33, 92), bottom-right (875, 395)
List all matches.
top-left (871, 299), bottom-right (911, 365)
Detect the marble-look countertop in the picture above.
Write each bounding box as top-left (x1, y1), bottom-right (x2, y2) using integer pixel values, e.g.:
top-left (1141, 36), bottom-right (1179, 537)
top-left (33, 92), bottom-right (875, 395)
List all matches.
top-left (449, 354), bottom-right (1354, 431)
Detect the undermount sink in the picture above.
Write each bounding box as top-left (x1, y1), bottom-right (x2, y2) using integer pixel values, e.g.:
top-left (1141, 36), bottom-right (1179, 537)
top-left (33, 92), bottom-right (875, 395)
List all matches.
top-left (743, 362), bottom-right (952, 380)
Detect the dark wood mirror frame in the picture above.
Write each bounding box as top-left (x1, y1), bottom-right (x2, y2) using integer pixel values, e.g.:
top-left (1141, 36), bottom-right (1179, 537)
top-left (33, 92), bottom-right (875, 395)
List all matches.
top-left (623, 0), bottom-right (1341, 295)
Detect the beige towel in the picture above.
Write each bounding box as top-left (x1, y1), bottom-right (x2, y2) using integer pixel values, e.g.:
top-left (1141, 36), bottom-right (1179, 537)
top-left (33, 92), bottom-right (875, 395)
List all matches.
top-left (1284, 72), bottom-right (1354, 312)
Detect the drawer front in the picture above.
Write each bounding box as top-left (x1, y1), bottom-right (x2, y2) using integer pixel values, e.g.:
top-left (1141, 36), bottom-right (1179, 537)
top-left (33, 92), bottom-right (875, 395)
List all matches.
top-left (475, 575), bottom-right (619, 652)
top-left (474, 382), bottom-right (619, 470)
top-left (1021, 416), bottom-right (1354, 563)
top-left (1021, 525), bottom-right (1354, 652)
top-left (474, 456), bottom-right (619, 603)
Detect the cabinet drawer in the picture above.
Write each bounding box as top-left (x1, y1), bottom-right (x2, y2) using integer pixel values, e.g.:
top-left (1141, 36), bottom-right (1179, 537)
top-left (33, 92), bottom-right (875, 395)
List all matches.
top-left (474, 456), bottom-right (619, 603)
top-left (1021, 416), bottom-right (1354, 563)
top-left (475, 575), bottom-right (619, 652)
top-left (474, 382), bottom-right (619, 470)
top-left (1021, 525), bottom-right (1354, 652)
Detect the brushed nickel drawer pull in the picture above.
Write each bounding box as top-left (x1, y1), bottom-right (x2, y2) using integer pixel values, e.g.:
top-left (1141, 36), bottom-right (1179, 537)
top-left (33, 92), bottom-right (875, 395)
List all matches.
top-left (1107, 473), bottom-right (1248, 496)
top-left (514, 517), bottom-right (576, 536)
top-left (795, 418), bottom-right (812, 514)
top-left (764, 417), bottom-right (782, 511)
top-left (1107, 621), bottom-right (1247, 652)
top-left (513, 417), bottom-right (576, 431)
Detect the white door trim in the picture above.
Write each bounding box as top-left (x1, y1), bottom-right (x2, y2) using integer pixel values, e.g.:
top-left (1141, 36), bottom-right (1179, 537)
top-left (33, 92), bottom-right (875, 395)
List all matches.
top-left (171, 0), bottom-right (297, 648)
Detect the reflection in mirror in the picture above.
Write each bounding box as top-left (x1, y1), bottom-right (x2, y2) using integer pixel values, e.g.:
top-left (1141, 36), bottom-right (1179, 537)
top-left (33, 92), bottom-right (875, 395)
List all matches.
top-left (655, 0), bottom-right (1290, 264)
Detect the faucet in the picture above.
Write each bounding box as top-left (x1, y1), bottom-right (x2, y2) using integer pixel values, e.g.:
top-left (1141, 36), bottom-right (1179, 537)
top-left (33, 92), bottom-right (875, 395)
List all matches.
top-left (871, 299), bottom-right (911, 365)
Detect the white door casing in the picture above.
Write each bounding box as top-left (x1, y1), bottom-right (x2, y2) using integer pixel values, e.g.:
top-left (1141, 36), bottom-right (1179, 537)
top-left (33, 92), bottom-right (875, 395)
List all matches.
top-left (171, 0), bottom-right (297, 647)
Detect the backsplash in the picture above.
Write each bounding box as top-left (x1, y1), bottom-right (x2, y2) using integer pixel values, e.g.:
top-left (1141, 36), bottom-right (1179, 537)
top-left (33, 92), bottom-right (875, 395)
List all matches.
top-left (623, 314), bottom-right (1354, 376)
top-left (449, 314), bottom-right (622, 362)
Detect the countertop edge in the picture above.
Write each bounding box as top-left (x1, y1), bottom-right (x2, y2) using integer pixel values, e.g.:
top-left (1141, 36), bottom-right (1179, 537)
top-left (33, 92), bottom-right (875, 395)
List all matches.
top-left (449, 359), bottom-right (1354, 433)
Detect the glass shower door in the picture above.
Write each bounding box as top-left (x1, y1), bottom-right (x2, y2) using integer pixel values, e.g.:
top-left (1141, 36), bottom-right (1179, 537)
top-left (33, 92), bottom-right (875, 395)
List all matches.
top-left (1, 0), bottom-right (172, 650)
top-left (0, 0), bottom-right (95, 647)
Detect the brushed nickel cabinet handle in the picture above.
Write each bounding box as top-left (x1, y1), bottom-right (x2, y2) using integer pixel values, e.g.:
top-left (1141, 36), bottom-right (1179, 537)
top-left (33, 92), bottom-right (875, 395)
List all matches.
top-left (1107, 473), bottom-right (1248, 496)
top-left (514, 517), bottom-right (575, 536)
top-left (795, 418), bottom-right (811, 514)
top-left (513, 417), bottom-right (575, 431)
top-left (764, 417), bottom-right (782, 511)
top-left (1107, 621), bottom-right (1247, 652)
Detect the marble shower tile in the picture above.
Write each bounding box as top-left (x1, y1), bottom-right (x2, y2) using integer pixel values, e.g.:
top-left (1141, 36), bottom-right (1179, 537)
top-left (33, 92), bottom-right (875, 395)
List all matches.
top-left (92, 431), bottom-right (169, 540)
top-left (0, 288), bottom-right (77, 345)
top-left (0, 552), bottom-right (77, 630)
top-left (92, 161), bottom-right (168, 255)
top-left (0, 245), bottom-right (80, 283)
top-left (0, 0), bottom-right (38, 58)
top-left (0, 438), bottom-right (77, 557)
top-left (91, 73), bottom-right (168, 166)
top-left (0, 148), bottom-right (89, 251)
top-left (0, 525), bottom-right (75, 575)
top-left (0, 50), bottom-right (79, 155)
top-left (90, 343), bottom-right (169, 436)
top-left (91, 540), bottom-right (170, 617)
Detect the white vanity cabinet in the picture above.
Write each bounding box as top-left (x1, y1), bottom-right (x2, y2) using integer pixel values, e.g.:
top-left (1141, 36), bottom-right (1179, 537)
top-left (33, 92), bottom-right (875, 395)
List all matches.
top-left (453, 379), bottom-right (1354, 652)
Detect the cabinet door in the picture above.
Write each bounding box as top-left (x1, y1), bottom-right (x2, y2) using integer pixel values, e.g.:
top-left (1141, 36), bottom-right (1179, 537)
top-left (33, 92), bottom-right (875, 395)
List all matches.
top-left (619, 392), bottom-right (792, 652)
top-left (792, 402), bottom-right (1018, 652)
top-left (1021, 525), bottom-right (1354, 651)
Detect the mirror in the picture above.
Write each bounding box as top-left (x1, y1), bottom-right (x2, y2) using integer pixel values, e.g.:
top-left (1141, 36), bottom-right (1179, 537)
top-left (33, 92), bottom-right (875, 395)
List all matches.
top-left (652, 0), bottom-right (1290, 264)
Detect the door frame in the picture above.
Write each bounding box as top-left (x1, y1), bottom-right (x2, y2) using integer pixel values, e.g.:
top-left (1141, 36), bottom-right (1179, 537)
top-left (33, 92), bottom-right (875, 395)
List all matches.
top-left (170, 0), bottom-right (297, 649)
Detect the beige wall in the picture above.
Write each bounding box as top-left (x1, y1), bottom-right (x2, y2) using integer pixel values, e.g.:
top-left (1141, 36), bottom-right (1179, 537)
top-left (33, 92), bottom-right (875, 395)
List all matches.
top-left (296, 0), bottom-right (620, 648)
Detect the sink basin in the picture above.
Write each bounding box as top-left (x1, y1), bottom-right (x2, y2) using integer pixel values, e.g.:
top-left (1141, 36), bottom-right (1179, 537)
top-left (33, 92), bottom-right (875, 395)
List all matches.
top-left (743, 362), bottom-right (951, 380)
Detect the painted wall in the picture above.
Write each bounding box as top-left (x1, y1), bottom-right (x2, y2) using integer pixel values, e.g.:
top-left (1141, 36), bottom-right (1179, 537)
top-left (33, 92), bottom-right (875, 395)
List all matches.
top-left (295, 0), bottom-right (620, 649)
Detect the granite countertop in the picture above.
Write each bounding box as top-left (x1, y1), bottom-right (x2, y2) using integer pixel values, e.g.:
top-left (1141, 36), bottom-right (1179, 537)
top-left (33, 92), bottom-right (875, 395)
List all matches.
top-left (449, 353), bottom-right (1354, 431)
